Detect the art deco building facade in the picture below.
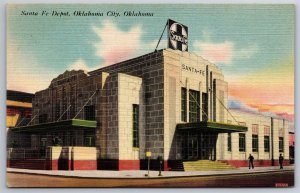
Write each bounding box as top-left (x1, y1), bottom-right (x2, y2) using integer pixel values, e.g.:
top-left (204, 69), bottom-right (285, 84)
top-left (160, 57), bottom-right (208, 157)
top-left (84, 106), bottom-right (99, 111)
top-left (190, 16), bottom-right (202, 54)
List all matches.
top-left (8, 49), bottom-right (289, 170)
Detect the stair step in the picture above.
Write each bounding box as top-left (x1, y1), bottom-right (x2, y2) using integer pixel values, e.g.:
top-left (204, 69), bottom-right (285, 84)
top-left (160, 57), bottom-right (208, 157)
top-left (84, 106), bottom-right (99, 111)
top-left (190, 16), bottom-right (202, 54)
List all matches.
top-left (182, 160), bottom-right (237, 171)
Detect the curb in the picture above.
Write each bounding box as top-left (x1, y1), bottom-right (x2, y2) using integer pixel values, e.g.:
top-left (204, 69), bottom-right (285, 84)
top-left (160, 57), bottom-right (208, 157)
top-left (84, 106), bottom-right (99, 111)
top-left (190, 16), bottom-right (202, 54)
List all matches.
top-left (7, 169), bottom-right (294, 180)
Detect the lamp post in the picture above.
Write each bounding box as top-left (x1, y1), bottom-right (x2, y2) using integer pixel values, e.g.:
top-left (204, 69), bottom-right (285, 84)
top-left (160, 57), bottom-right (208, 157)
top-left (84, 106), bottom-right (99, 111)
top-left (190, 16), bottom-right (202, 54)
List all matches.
top-left (145, 151), bottom-right (151, 177)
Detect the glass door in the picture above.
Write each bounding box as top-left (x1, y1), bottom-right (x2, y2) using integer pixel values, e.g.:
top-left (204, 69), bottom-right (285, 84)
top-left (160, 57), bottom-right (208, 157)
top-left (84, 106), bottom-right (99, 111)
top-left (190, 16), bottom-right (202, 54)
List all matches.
top-left (188, 135), bottom-right (198, 160)
top-left (199, 133), bottom-right (217, 160)
top-left (182, 132), bottom-right (199, 160)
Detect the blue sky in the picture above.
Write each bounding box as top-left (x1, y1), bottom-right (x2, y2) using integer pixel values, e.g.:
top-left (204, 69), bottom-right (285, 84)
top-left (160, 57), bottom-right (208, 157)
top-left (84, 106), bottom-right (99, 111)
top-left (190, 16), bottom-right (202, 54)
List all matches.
top-left (7, 4), bottom-right (294, 73)
top-left (7, 4), bottom-right (294, 121)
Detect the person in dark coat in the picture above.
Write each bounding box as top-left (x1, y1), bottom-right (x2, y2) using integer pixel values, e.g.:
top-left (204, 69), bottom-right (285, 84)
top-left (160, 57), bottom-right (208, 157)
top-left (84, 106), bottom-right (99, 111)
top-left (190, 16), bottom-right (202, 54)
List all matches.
top-left (248, 154), bottom-right (254, 169)
top-left (279, 154), bottom-right (284, 169)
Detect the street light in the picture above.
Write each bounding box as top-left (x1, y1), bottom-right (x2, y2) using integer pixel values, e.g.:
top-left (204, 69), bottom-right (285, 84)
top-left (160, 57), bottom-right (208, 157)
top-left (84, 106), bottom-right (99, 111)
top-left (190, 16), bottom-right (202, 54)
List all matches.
top-left (145, 151), bottom-right (151, 177)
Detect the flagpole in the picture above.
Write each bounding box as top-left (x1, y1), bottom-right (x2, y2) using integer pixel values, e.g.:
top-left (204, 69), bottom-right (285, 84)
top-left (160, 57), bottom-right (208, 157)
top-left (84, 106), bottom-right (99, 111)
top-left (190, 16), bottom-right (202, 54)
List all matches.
top-left (154, 20), bottom-right (168, 52)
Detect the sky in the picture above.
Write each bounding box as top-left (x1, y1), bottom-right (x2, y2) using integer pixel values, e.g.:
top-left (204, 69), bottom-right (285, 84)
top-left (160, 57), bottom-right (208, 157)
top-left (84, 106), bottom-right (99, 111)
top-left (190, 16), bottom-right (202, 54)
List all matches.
top-left (7, 4), bottom-right (295, 128)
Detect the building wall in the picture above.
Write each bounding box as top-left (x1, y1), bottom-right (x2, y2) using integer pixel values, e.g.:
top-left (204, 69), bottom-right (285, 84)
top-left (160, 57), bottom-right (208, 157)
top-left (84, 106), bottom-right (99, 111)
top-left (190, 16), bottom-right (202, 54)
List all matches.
top-left (222, 110), bottom-right (289, 162)
top-left (117, 73), bottom-right (143, 169)
top-left (32, 70), bottom-right (102, 124)
top-left (6, 90), bottom-right (33, 128)
top-left (100, 73), bottom-right (119, 159)
top-left (7, 90), bottom-right (33, 147)
top-left (162, 49), bottom-right (226, 161)
top-left (91, 51), bottom-right (165, 160)
top-left (25, 49), bottom-right (290, 170)
top-left (163, 50), bottom-right (181, 161)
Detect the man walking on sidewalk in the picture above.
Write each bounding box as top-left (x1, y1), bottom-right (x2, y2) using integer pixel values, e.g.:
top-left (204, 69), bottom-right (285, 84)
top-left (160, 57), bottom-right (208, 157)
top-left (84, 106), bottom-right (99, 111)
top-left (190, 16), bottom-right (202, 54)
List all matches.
top-left (248, 154), bottom-right (254, 169)
top-left (279, 154), bottom-right (284, 169)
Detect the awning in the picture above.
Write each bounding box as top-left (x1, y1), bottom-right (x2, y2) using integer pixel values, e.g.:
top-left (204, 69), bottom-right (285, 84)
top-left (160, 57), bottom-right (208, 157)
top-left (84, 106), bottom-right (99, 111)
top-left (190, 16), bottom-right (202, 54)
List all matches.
top-left (176, 121), bottom-right (247, 133)
top-left (9, 119), bottom-right (97, 133)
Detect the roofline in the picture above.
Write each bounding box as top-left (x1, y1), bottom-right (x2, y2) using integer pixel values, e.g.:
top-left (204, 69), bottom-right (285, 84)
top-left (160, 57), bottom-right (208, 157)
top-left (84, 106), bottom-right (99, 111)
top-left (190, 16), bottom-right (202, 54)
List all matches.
top-left (229, 108), bottom-right (288, 121)
top-left (88, 49), bottom-right (164, 75)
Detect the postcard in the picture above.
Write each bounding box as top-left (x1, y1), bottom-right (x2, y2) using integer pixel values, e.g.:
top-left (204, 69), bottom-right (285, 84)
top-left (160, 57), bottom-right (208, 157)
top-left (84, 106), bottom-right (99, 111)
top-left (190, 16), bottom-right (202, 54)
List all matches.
top-left (6, 4), bottom-right (295, 188)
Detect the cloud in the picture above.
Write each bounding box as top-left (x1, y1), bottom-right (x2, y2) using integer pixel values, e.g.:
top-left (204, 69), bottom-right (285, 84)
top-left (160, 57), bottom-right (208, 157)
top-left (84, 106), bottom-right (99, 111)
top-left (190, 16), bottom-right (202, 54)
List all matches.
top-left (92, 20), bottom-right (165, 67)
top-left (228, 56), bottom-right (294, 105)
top-left (7, 20), bottom-right (158, 93)
top-left (68, 58), bottom-right (97, 72)
top-left (228, 96), bottom-right (259, 113)
top-left (193, 31), bottom-right (258, 65)
top-left (228, 97), bottom-right (294, 130)
top-left (92, 20), bottom-right (144, 66)
top-left (193, 40), bottom-right (233, 64)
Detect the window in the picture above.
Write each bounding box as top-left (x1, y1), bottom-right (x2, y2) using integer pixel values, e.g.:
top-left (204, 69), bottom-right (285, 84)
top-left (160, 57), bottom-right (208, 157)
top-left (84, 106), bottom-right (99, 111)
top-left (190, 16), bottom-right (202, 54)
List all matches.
top-left (189, 89), bottom-right (200, 122)
top-left (133, 104), bottom-right (139, 148)
top-left (70, 85), bottom-right (76, 119)
top-left (252, 135), bottom-right (258, 152)
top-left (84, 130), bottom-right (95, 147)
top-left (40, 137), bottom-right (47, 147)
top-left (279, 137), bottom-right (284, 152)
top-left (264, 125), bottom-right (270, 152)
top-left (84, 136), bottom-right (95, 147)
top-left (239, 133), bottom-right (246, 152)
top-left (227, 133), bottom-right (232, 152)
top-left (70, 98), bottom-right (76, 119)
top-left (202, 93), bottom-right (208, 121)
top-left (181, 88), bottom-right (187, 122)
top-left (55, 102), bottom-right (60, 120)
top-left (264, 126), bottom-right (270, 135)
top-left (279, 128), bottom-right (284, 137)
top-left (264, 136), bottom-right (270, 152)
top-left (62, 87), bottom-right (67, 120)
top-left (252, 124), bottom-right (258, 134)
top-left (55, 89), bottom-right (62, 120)
top-left (84, 105), bottom-right (95, 120)
top-left (212, 79), bottom-right (216, 121)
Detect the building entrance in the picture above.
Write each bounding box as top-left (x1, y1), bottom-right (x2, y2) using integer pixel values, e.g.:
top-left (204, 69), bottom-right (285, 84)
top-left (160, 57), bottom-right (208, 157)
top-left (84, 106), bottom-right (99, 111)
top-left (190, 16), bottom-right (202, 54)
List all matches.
top-left (182, 132), bottom-right (217, 160)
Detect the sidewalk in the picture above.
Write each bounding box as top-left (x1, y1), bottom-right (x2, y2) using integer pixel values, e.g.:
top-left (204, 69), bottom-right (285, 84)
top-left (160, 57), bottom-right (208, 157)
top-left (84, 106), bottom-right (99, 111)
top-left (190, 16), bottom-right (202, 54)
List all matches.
top-left (7, 166), bottom-right (294, 179)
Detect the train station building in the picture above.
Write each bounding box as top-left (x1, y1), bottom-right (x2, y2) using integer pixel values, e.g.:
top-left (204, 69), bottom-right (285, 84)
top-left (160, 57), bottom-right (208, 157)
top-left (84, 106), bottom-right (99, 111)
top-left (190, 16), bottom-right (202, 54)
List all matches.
top-left (7, 48), bottom-right (289, 171)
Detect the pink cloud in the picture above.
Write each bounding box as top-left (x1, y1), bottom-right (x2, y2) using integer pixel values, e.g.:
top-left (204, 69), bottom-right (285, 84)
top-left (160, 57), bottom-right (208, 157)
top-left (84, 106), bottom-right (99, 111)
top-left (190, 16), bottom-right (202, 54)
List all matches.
top-left (193, 30), bottom-right (258, 65)
top-left (104, 47), bottom-right (136, 65)
top-left (229, 97), bottom-right (294, 130)
top-left (92, 20), bottom-right (144, 66)
top-left (193, 41), bottom-right (233, 64)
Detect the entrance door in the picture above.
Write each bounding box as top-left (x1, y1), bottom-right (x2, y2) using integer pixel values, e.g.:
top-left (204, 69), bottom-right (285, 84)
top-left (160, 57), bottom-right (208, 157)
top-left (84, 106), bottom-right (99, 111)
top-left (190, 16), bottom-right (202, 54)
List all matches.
top-left (187, 135), bottom-right (198, 160)
top-left (182, 133), bottom-right (198, 160)
top-left (199, 133), bottom-right (217, 160)
top-left (182, 132), bottom-right (217, 160)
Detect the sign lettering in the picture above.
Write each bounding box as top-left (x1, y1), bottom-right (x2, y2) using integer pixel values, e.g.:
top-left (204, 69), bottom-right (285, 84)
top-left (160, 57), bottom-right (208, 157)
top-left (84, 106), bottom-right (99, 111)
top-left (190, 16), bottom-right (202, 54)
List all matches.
top-left (182, 64), bottom-right (205, 76)
top-left (168, 19), bottom-right (188, 51)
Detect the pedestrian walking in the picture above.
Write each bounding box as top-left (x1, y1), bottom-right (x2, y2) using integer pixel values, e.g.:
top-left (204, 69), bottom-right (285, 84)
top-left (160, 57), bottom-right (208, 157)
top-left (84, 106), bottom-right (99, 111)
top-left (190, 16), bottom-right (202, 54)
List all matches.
top-left (279, 154), bottom-right (284, 169)
top-left (248, 154), bottom-right (254, 169)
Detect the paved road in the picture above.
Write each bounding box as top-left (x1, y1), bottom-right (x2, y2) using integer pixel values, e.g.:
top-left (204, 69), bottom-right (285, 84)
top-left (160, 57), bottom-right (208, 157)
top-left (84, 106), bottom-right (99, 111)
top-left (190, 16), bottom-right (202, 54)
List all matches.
top-left (7, 170), bottom-right (294, 188)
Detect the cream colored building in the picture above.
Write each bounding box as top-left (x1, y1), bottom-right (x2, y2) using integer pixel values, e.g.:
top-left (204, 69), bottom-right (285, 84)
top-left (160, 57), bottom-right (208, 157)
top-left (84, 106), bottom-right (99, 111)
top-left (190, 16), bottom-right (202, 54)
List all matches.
top-left (8, 49), bottom-right (289, 170)
top-left (217, 110), bottom-right (289, 166)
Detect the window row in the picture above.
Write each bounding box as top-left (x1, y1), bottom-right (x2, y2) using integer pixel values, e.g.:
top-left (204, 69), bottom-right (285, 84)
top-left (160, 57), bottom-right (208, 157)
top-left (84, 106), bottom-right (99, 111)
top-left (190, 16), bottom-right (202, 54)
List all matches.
top-left (227, 133), bottom-right (284, 153)
top-left (236, 123), bottom-right (280, 136)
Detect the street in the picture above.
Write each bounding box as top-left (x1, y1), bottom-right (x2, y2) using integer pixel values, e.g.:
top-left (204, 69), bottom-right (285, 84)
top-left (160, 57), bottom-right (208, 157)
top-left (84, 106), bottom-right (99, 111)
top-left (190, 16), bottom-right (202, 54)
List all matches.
top-left (7, 170), bottom-right (294, 188)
